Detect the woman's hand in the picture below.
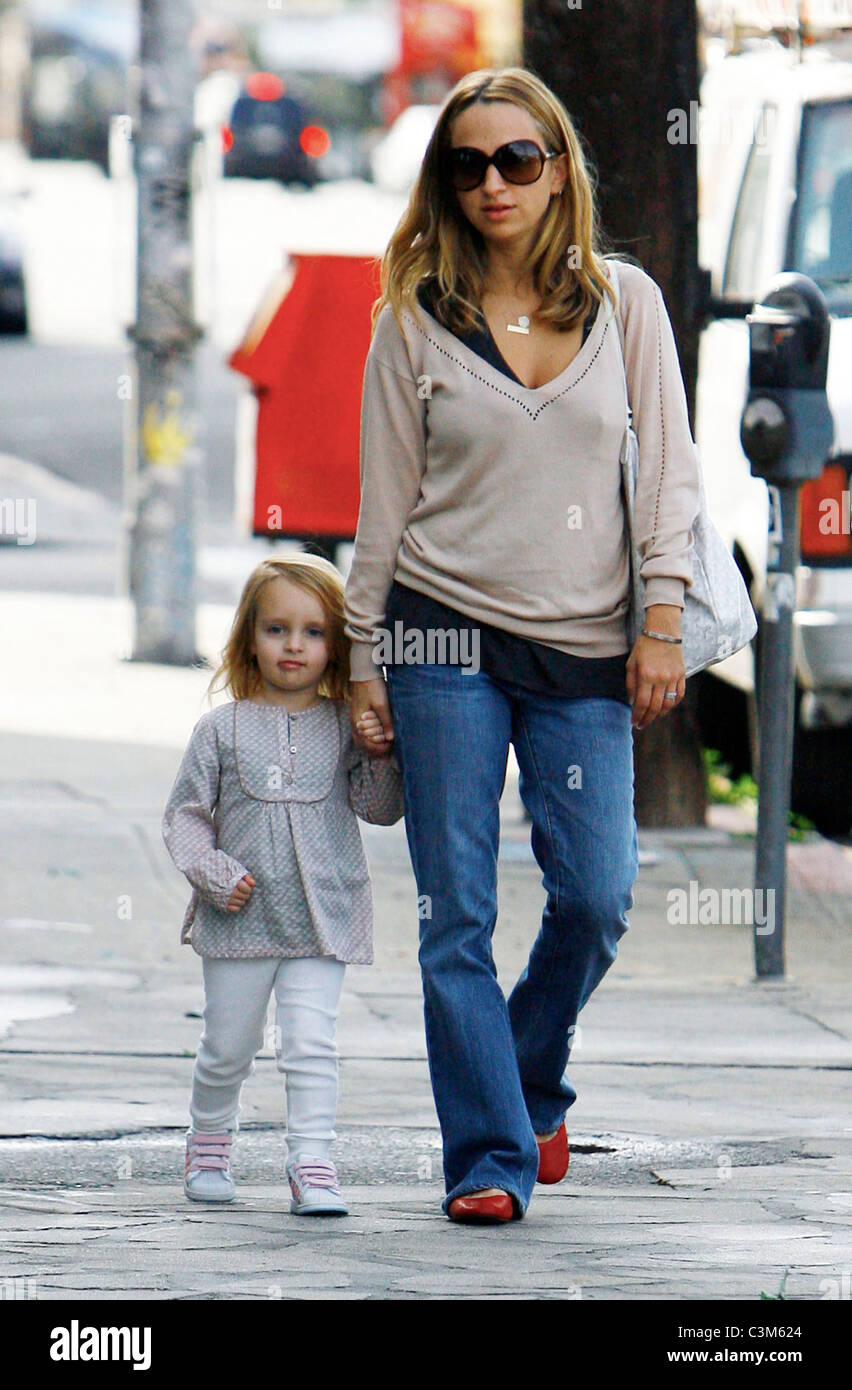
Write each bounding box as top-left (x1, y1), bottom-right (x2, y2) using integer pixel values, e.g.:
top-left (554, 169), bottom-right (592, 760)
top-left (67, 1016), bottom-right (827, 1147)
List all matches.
top-left (350, 677), bottom-right (394, 757)
top-left (625, 604), bottom-right (686, 729)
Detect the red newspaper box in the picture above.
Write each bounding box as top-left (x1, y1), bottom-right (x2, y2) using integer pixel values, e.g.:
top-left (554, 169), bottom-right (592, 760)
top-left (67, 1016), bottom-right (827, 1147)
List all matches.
top-left (228, 253), bottom-right (381, 543)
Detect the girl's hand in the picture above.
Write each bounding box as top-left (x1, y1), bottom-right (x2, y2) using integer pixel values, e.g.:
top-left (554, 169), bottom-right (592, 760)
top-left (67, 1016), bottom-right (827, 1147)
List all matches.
top-left (626, 606), bottom-right (686, 729)
top-left (226, 874), bottom-right (256, 913)
top-left (350, 678), bottom-right (394, 758)
top-left (356, 708), bottom-right (392, 752)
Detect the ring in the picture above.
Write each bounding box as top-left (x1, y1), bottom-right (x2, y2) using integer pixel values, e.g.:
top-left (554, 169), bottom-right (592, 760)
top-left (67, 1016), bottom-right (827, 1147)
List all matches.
top-left (663, 691), bottom-right (678, 700)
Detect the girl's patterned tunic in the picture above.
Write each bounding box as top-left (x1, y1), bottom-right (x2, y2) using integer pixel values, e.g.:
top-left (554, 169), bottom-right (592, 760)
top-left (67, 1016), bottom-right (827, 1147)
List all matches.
top-left (162, 697), bottom-right (405, 963)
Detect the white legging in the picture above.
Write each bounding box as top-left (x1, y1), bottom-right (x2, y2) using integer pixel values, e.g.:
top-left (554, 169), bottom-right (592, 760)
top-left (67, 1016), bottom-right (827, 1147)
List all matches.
top-left (189, 955), bottom-right (346, 1164)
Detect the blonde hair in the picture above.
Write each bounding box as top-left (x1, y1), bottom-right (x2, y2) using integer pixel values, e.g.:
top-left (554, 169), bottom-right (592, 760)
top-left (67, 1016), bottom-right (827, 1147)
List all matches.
top-left (208, 554), bottom-right (351, 705)
top-left (375, 66), bottom-right (617, 337)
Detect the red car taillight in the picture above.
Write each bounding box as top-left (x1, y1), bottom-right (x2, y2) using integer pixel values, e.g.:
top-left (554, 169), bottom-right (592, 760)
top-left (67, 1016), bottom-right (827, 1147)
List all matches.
top-left (246, 72), bottom-right (285, 102)
top-left (299, 125), bottom-right (330, 158)
top-left (800, 461), bottom-right (852, 561)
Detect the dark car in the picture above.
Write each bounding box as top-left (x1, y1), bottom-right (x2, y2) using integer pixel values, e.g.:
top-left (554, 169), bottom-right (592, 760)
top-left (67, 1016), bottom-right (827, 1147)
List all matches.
top-left (222, 74), bottom-right (322, 187)
top-left (22, 22), bottom-right (128, 173)
top-left (0, 200), bottom-right (27, 335)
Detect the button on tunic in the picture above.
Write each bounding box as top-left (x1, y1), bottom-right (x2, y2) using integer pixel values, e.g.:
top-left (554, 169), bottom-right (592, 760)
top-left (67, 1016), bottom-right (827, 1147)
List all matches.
top-left (162, 698), bottom-right (405, 963)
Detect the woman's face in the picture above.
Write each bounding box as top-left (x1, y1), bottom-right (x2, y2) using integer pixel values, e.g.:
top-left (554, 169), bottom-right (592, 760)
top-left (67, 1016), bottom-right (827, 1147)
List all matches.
top-left (447, 99), bottom-right (568, 252)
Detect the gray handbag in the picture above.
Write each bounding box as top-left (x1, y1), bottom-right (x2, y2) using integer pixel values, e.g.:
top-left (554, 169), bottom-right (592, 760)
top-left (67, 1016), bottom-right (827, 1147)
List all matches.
top-left (608, 260), bottom-right (758, 678)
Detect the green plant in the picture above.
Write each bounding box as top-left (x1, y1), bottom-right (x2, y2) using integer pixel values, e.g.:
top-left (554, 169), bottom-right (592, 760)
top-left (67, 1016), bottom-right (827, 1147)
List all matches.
top-left (702, 749), bottom-right (815, 841)
top-left (702, 747), bottom-right (758, 809)
top-left (759, 1269), bottom-right (790, 1300)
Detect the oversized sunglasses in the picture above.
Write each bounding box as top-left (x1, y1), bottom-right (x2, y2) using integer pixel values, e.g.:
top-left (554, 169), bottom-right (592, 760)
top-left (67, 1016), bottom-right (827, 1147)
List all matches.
top-left (445, 140), bottom-right (558, 191)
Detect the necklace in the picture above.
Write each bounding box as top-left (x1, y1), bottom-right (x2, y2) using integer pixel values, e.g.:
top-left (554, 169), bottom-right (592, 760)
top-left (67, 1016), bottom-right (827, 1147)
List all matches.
top-left (506, 314), bottom-right (531, 335)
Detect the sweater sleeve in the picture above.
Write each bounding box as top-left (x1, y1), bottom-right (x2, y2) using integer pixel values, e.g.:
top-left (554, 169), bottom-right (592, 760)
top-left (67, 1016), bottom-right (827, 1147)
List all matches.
top-left (337, 704), bottom-right (405, 824)
top-left (347, 746), bottom-right (406, 825)
top-left (162, 715), bottom-right (249, 913)
top-left (344, 305), bottom-right (428, 682)
top-left (618, 262), bottom-right (700, 610)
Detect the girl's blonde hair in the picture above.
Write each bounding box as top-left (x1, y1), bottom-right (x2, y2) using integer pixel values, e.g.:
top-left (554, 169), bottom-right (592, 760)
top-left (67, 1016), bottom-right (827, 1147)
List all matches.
top-left (375, 66), bottom-right (616, 337)
top-left (208, 554), bottom-right (351, 705)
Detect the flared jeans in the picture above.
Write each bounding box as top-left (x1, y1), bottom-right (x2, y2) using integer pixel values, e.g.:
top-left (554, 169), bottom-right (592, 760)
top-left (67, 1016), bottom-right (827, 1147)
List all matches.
top-left (386, 661), bottom-right (638, 1215)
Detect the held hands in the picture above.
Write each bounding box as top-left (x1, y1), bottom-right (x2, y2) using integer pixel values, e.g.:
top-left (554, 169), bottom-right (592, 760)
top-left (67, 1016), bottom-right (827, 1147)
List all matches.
top-left (350, 677), bottom-right (395, 758)
top-left (356, 709), bottom-right (393, 751)
top-left (625, 605), bottom-right (686, 730)
top-left (226, 873), bottom-right (256, 913)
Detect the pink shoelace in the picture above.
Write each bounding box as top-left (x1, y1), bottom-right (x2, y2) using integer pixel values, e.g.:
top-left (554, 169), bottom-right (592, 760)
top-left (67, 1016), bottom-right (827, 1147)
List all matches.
top-left (289, 1160), bottom-right (340, 1191)
top-left (185, 1132), bottom-right (232, 1177)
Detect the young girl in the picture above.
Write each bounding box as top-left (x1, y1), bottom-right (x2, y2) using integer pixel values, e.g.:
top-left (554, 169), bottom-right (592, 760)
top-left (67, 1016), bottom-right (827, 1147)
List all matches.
top-left (162, 555), bottom-right (404, 1215)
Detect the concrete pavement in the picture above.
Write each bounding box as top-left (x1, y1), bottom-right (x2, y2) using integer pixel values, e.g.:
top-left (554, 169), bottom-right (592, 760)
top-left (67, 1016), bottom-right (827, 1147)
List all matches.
top-left (0, 590), bottom-right (851, 1300)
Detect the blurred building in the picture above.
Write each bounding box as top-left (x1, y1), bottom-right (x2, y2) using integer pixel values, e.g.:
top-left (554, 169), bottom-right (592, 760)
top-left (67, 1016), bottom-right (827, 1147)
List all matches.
top-left (466, 0), bottom-right (521, 67)
top-left (699, 0), bottom-right (852, 47)
top-left (0, 7), bottom-right (28, 140)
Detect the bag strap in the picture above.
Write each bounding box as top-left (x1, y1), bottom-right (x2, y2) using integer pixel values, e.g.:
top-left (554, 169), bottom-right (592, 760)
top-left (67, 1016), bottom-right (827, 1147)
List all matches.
top-left (605, 257), bottom-right (633, 430)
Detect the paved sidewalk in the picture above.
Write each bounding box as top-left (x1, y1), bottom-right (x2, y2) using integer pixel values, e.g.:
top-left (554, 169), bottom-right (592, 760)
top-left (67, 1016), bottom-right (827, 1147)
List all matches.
top-left (1, 592), bottom-right (850, 1300)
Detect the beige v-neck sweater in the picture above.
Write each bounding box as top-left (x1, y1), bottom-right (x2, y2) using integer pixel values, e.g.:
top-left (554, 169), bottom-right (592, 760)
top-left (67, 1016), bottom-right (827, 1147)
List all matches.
top-left (344, 259), bottom-right (700, 683)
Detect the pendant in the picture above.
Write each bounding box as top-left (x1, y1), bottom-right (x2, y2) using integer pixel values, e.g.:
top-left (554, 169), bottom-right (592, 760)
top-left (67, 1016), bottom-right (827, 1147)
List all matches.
top-left (507, 314), bottom-right (530, 335)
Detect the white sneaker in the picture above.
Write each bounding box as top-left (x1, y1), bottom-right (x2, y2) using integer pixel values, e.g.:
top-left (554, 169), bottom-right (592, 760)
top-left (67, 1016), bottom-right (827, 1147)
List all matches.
top-left (184, 1131), bottom-right (235, 1203)
top-left (287, 1158), bottom-right (348, 1216)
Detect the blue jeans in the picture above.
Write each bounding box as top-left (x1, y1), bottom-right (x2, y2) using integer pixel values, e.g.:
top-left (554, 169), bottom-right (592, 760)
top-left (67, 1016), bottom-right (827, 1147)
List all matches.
top-left (386, 661), bottom-right (638, 1216)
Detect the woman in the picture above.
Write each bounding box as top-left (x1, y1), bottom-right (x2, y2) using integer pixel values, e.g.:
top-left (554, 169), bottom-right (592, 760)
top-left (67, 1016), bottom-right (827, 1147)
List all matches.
top-left (344, 67), bottom-right (700, 1223)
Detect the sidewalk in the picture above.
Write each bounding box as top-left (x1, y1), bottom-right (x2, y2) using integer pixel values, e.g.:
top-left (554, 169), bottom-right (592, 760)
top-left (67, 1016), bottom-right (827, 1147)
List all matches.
top-left (1, 590), bottom-right (850, 1300)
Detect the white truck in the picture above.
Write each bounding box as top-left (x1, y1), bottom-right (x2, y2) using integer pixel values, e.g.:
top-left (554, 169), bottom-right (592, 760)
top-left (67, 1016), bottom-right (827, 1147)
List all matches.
top-left (695, 42), bottom-right (852, 834)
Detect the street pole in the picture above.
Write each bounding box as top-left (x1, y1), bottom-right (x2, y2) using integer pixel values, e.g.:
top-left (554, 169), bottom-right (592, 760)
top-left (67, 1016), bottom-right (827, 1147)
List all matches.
top-left (753, 486), bottom-right (798, 977)
top-left (740, 276), bottom-right (834, 979)
top-left (128, 0), bottom-right (203, 664)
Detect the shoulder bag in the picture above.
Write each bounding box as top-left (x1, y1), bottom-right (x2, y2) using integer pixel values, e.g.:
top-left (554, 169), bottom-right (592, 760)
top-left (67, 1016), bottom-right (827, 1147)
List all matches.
top-left (607, 258), bottom-right (758, 678)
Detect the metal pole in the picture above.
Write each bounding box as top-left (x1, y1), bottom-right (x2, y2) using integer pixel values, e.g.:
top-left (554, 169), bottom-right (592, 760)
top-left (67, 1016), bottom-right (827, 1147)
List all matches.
top-left (128, 0), bottom-right (202, 664)
top-left (753, 484), bottom-right (798, 978)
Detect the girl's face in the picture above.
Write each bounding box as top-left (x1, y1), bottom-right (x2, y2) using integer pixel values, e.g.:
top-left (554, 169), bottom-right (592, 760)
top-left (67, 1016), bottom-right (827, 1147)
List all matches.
top-left (250, 577), bottom-right (332, 706)
top-left (447, 100), bottom-right (568, 255)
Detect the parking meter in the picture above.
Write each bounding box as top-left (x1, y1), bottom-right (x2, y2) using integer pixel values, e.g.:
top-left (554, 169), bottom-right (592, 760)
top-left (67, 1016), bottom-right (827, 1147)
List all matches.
top-left (741, 273), bottom-right (833, 484)
top-left (739, 274), bottom-right (834, 979)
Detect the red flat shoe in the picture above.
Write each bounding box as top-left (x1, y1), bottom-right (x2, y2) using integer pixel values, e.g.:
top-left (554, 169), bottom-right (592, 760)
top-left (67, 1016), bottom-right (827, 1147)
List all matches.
top-left (447, 1191), bottom-right (515, 1224)
top-left (536, 1123), bottom-right (569, 1184)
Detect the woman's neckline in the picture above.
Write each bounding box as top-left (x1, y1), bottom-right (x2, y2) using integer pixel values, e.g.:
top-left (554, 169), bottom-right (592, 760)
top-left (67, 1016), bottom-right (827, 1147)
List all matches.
top-left (413, 284), bottom-right (609, 394)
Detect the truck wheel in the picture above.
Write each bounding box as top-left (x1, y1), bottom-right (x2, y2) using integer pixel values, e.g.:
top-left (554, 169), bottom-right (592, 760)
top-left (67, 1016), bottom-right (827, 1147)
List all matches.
top-left (791, 724), bottom-right (852, 838)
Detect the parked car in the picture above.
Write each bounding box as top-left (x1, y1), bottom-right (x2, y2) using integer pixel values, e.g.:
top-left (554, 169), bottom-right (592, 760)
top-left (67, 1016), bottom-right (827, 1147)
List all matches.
top-left (22, 19), bottom-right (128, 173)
top-left (222, 73), bottom-right (322, 188)
top-left (0, 198), bottom-right (27, 335)
top-left (292, 72), bottom-right (382, 182)
top-left (370, 105), bottom-right (441, 193)
top-left (695, 44), bottom-right (852, 834)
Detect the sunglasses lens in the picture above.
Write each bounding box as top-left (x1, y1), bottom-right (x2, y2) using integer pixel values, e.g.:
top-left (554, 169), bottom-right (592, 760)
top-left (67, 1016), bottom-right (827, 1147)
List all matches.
top-left (448, 148), bottom-right (487, 190)
top-left (496, 141), bottom-right (545, 184)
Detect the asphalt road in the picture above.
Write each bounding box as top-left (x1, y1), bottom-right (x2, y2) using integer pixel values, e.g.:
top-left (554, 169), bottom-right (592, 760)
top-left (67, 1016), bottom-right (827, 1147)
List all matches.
top-left (0, 338), bottom-right (242, 523)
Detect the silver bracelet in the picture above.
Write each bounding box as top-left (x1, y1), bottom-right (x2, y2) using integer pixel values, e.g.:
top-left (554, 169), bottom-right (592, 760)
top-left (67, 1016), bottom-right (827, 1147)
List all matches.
top-left (642, 628), bottom-right (683, 644)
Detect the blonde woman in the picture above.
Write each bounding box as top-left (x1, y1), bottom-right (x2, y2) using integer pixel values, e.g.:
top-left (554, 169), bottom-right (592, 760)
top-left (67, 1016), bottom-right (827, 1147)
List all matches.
top-left (345, 68), bottom-right (700, 1223)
